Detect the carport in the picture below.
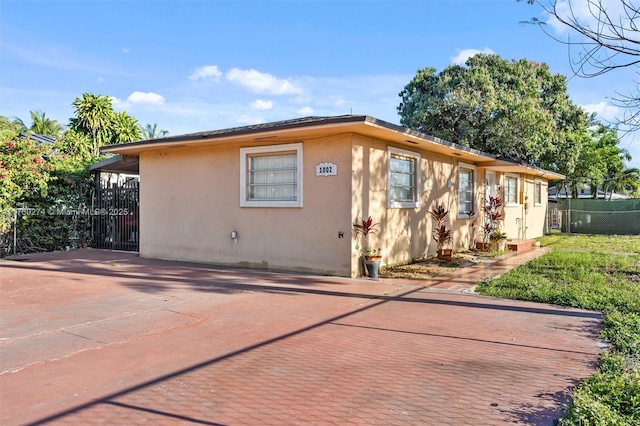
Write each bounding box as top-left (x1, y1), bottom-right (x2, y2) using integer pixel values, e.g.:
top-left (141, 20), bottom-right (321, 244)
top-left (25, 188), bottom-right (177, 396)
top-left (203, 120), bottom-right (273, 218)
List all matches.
top-left (88, 155), bottom-right (140, 252)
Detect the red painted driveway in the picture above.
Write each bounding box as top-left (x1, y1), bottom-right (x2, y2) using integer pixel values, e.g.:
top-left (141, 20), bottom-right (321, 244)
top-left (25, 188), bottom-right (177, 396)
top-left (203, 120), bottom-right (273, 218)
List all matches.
top-left (0, 249), bottom-right (601, 425)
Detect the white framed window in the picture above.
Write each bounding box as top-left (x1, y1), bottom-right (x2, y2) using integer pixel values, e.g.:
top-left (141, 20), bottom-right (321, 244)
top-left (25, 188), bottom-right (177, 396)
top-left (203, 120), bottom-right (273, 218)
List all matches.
top-left (240, 143), bottom-right (303, 208)
top-left (505, 174), bottom-right (519, 206)
top-left (534, 180), bottom-right (542, 206)
top-left (387, 147), bottom-right (421, 208)
top-left (458, 163), bottom-right (476, 218)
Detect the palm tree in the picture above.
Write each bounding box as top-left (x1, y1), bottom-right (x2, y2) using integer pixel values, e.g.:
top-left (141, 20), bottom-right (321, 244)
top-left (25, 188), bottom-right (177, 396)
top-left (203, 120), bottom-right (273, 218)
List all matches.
top-left (112, 111), bottom-right (142, 143)
top-left (69, 93), bottom-right (115, 156)
top-left (140, 123), bottom-right (169, 139)
top-left (28, 111), bottom-right (63, 137)
top-left (607, 167), bottom-right (640, 199)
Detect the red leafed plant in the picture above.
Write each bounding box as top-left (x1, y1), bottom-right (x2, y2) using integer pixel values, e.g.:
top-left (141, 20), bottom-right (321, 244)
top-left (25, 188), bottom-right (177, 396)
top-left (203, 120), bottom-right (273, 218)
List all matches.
top-left (482, 196), bottom-right (504, 245)
top-left (353, 216), bottom-right (379, 239)
top-left (430, 205), bottom-right (452, 252)
top-left (353, 216), bottom-right (381, 258)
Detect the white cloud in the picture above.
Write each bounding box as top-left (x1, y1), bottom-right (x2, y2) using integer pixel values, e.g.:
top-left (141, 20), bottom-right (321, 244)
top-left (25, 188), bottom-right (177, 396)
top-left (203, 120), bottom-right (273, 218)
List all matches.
top-left (581, 101), bottom-right (621, 122)
top-left (250, 99), bottom-right (273, 110)
top-left (110, 96), bottom-right (127, 110)
top-left (111, 91), bottom-right (165, 111)
top-left (97, 77), bottom-right (105, 82)
top-left (189, 65), bottom-right (222, 82)
top-left (127, 91), bottom-right (165, 105)
top-left (450, 48), bottom-right (495, 65)
top-left (226, 68), bottom-right (304, 95)
top-left (122, 48), bottom-right (130, 54)
top-left (297, 106), bottom-right (314, 115)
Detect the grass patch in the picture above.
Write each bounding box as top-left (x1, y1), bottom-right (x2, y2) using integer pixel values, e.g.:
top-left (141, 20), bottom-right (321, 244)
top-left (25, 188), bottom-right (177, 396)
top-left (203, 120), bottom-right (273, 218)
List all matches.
top-left (539, 233), bottom-right (640, 254)
top-left (476, 233), bottom-right (640, 425)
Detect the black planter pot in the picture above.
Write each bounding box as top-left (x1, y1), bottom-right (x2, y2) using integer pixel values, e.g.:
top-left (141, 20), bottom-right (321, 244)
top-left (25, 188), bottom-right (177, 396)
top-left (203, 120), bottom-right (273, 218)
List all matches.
top-left (364, 256), bottom-right (382, 278)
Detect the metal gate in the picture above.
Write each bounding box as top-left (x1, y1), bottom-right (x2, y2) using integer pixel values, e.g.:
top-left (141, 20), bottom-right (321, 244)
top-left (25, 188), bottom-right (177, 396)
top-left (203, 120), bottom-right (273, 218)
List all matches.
top-left (93, 180), bottom-right (139, 251)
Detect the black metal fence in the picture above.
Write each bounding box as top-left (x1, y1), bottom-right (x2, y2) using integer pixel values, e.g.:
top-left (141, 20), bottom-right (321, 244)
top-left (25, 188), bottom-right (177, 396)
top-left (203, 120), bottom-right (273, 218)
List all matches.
top-left (92, 179), bottom-right (139, 251)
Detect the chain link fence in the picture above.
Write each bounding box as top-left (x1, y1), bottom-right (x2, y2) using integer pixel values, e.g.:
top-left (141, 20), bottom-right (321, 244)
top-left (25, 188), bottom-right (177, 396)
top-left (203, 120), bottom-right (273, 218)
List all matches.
top-left (554, 199), bottom-right (640, 235)
top-left (1, 207), bottom-right (90, 257)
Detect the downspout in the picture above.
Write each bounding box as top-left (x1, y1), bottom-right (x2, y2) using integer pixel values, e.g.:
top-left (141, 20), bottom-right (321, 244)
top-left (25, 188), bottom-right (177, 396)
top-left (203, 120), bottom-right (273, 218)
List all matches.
top-left (522, 176), bottom-right (527, 240)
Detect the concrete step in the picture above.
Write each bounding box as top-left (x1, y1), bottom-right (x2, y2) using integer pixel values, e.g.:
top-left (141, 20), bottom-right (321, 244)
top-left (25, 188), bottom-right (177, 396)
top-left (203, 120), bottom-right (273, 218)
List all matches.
top-left (507, 239), bottom-right (536, 253)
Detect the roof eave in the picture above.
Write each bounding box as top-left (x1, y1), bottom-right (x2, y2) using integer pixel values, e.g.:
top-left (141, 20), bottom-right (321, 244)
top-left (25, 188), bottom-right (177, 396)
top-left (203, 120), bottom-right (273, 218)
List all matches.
top-left (101, 115), bottom-right (370, 156)
top-left (477, 159), bottom-right (565, 180)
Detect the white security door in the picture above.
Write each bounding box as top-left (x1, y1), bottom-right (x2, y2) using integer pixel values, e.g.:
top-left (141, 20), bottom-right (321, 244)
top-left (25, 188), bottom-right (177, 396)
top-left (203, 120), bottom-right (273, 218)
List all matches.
top-left (485, 171), bottom-right (496, 200)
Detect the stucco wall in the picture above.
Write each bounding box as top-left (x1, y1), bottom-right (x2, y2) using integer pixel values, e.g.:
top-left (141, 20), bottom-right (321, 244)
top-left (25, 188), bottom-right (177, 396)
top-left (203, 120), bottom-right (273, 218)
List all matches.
top-left (139, 131), bottom-right (552, 278)
top-left (350, 135), bottom-right (479, 276)
top-left (139, 135), bottom-right (353, 276)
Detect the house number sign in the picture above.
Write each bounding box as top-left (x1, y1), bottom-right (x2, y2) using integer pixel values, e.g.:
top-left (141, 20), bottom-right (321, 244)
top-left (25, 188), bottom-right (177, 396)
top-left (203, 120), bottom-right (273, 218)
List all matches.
top-left (316, 162), bottom-right (337, 176)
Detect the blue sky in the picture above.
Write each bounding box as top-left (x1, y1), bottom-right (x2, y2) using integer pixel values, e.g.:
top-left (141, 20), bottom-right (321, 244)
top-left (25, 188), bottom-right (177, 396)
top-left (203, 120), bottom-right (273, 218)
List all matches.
top-left (2, 0), bottom-right (639, 168)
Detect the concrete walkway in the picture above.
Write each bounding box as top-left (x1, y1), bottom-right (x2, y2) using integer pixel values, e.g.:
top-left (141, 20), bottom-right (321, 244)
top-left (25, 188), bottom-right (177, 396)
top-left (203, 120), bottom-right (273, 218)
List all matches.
top-left (1, 248), bottom-right (600, 425)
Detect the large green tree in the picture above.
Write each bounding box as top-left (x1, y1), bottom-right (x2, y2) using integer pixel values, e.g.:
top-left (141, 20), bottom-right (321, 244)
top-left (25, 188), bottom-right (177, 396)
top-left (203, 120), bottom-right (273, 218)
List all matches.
top-left (56, 129), bottom-right (93, 161)
top-left (398, 54), bottom-right (640, 196)
top-left (398, 54), bottom-right (582, 164)
top-left (112, 111), bottom-right (141, 144)
top-left (69, 93), bottom-right (115, 156)
top-left (69, 93), bottom-right (141, 155)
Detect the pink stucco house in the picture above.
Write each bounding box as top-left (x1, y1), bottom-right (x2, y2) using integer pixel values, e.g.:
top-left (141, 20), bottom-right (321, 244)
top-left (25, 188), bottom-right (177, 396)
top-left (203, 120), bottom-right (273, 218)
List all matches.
top-left (102, 115), bottom-right (563, 277)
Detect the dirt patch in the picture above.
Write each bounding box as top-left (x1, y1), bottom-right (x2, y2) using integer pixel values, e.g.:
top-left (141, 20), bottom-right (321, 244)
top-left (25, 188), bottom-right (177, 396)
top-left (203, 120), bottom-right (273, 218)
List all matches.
top-left (379, 251), bottom-right (495, 280)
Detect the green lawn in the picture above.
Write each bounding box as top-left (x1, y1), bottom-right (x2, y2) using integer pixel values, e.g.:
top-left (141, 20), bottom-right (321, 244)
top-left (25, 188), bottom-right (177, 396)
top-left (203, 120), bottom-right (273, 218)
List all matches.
top-left (476, 233), bottom-right (640, 426)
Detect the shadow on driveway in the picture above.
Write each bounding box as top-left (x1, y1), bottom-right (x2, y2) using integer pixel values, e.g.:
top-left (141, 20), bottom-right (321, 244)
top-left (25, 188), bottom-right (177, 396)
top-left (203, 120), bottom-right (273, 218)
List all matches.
top-left (1, 250), bottom-right (602, 425)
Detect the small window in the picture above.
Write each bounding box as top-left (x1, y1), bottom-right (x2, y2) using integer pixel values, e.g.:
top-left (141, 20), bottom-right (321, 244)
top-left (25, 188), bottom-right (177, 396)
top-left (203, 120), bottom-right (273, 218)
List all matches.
top-left (240, 143), bottom-right (303, 207)
top-left (388, 147), bottom-right (421, 208)
top-left (458, 164), bottom-right (476, 218)
top-left (505, 174), bottom-right (518, 205)
top-left (534, 180), bottom-right (542, 206)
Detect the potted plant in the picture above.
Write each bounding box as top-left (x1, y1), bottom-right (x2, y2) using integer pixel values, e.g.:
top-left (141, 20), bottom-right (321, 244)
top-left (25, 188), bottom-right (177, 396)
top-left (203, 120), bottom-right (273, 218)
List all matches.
top-left (479, 196), bottom-right (504, 250)
top-left (353, 216), bottom-right (382, 278)
top-left (489, 230), bottom-right (508, 251)
top-left (430, 205), bottom-right (453, 260)
top-left (466, 209), bottom-right (477, 250)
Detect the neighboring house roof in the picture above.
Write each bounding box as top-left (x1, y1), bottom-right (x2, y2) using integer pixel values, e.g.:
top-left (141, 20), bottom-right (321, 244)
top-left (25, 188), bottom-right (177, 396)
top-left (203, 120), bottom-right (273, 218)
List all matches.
top-left (18, 132), bottom-right (56, 145)
top-left (101, 115), bottom-right (565, 180)
top-left (548, 186), bottom-right (629, 200)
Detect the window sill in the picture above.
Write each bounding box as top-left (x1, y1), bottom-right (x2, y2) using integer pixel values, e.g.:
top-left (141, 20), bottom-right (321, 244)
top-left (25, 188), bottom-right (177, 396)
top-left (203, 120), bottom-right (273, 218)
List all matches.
top-left (241, 200), bottom-right (303, 208)
top-left (388, 201), bottom-right (420, 209)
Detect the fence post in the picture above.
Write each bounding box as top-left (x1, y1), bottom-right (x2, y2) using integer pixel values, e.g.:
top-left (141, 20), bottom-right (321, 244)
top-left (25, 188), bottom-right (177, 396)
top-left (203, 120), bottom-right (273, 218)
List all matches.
top-left (567, 197), bottom-right (571, 234)
top-left (13, 208), bottom-right (17, 255)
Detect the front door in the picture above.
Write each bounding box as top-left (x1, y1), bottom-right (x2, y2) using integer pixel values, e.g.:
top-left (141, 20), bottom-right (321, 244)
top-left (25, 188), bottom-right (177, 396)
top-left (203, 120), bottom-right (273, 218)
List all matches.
top-left (483, 171), bottom-right (497, 242)
top-left (485, 171), bottom-right (497, 201)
